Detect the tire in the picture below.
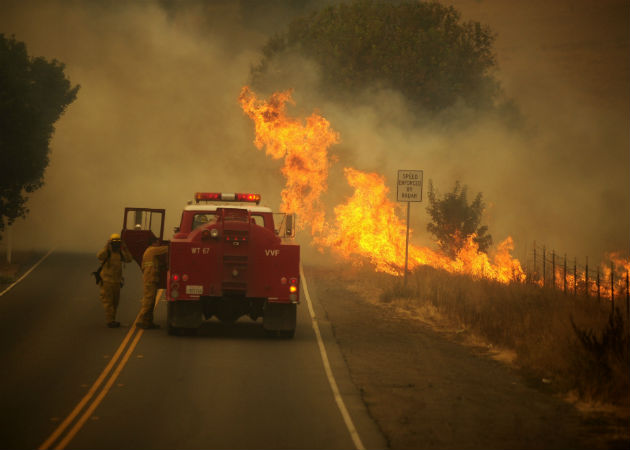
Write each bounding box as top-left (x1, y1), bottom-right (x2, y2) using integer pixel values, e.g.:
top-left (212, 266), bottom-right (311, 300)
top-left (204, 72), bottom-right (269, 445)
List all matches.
top-left (167, 302), bottom-right (181, 336)
top-left (279, 329), bottom-right (295, 339)
top-left (264, 329), bottom-right (295, 339)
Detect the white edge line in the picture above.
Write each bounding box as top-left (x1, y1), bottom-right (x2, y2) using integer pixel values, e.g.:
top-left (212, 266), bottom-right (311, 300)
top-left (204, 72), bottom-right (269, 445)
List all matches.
top-left (300, 262), bottom-right (366, 450)
top-left (0, 247), bottom-right (56, 297)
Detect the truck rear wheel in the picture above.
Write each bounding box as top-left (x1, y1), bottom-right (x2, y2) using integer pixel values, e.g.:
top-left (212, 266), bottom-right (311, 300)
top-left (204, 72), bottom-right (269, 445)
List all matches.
top-left (279, 329), bottom-right (295, 339)
top-left (263, 303), bottom-right (296, 338)
top-left (167, 302), bottom-right (182, 335)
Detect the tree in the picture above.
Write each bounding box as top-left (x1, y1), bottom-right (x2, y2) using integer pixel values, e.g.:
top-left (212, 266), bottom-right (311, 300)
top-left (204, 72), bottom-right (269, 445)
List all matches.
top-left (251, 0), bottom-right (501, 113)
top-left (0, 34), bottom-right (79, 239)
top-left (426, 180), bottom-right (492, 257)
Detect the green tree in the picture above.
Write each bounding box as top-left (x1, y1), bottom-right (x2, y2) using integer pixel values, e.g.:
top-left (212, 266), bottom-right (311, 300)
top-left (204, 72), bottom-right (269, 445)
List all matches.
top-left (426, 180), bottom-right (492, 257)
top-left (252, 0), bottom-right (500, 113)
top-left (0, 34), bottom-right (79, 238)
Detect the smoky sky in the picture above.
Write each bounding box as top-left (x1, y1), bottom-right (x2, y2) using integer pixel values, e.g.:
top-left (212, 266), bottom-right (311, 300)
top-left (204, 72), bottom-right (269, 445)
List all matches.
top-left (0, 0), bottom-right (628, 268)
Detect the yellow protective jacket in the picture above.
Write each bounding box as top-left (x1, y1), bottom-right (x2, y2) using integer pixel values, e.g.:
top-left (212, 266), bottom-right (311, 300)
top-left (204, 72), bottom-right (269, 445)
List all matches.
top-left (97, 243), bottom-right (133, 284)
top-left (141, 245), bottom-right (169, 284)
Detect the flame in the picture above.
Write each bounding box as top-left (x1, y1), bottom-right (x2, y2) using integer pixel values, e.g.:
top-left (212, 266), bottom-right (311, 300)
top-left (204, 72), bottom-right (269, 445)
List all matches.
top-left (238, 87), bottom-right (338, 234)
top-left (319, 168), bottom-right (524, 282)
top-left (239, 87), bottom-right (626, 291)
top-left (317, 168), bottom-right (429, 275)
top-left (533, 252), bottom-right (630, 300)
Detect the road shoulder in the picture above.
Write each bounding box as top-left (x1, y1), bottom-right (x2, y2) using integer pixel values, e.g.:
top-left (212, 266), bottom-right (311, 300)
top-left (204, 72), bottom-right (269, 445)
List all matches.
top-left (306, 264), bottom-right (629, 450)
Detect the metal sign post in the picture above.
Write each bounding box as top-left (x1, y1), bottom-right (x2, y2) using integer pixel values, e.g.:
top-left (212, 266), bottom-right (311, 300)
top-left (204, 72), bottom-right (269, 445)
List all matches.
top-left (397, 170), bottom-right (423, 286)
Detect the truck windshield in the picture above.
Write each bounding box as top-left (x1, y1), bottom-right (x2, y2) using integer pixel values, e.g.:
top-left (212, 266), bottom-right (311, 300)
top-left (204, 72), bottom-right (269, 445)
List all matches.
top-left (192, 213), bottom-right (217, 230)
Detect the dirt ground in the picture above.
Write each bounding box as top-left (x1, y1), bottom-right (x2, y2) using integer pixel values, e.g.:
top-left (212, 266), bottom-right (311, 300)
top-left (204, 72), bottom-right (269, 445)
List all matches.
top-left (306, 263), bottom-right (630, 450)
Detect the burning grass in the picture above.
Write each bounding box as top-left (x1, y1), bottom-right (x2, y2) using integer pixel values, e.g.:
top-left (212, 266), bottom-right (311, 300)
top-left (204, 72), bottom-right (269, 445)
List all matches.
top-left (240, 85), bottom-right (629, 411)
top-left (380, 265), bottom-right (630, 410)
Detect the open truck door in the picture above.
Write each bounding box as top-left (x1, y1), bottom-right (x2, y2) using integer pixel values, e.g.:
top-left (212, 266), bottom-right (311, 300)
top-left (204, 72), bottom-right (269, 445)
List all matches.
top-left (121, 207), bottom-right (169, 288)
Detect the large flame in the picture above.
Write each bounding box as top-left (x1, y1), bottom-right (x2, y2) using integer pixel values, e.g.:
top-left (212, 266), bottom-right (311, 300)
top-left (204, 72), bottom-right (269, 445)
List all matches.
top-left (319, 167), bottom-right (524, 281)
top-left (238, 87), bottom-right (338, 235)
top-left (239, 87), bottom-right (627, 292)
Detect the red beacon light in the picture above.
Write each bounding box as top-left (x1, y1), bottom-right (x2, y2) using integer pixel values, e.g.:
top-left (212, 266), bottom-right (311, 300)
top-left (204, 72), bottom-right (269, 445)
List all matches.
top-left (236, 193), bottom-right (261, 204)
top-left (194, 192), bottom-right (261, 204)
top-left (195, 192), bottom-right (221, 203)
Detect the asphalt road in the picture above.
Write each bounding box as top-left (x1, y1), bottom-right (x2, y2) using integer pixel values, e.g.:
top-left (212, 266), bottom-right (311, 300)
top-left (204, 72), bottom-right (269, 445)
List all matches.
top-left (0, 252), bottom-right (386, 449)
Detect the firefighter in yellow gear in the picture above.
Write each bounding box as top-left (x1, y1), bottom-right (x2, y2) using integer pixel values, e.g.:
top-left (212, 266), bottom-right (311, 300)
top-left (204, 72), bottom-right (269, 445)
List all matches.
top-left (137, 236), bottom-right (169, 329)
top-left (97, 233), bottom-right (133, 328)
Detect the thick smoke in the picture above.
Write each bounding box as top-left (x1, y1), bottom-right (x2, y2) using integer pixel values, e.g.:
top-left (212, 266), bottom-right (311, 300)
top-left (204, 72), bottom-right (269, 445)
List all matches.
top-left (251, 0), bottom-right (630, 267)
top-left (0, 0), bottom-right (288, 252)
top-left (1, 0), bottom-right (628, 269)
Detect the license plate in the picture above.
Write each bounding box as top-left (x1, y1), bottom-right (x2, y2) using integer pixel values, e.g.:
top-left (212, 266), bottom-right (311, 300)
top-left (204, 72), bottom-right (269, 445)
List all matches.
top-left (185, 285), bottom-right (203, 295)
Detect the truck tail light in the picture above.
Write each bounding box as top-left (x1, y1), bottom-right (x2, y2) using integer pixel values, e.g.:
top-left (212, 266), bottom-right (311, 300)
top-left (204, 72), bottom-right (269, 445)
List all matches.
top-left (289, 277), bottom-right (298, 293)
top-left (172, 274), bottom-right (180, 281)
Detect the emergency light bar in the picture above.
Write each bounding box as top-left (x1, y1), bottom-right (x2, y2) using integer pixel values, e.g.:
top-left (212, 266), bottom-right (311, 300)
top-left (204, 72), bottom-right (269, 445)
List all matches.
top-left (195, 192), bottom-right (261, 204)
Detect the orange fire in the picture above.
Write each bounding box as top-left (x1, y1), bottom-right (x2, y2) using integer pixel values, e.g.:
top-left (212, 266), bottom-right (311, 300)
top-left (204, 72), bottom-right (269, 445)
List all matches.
top-left (240, 87), bottom-right (629, 289)
top-left (318, 167), bottom-right (524, 281)
top-left (238, 87), bottom-right (338, 235)
top-left (317, 167), bottom-right (430, 275)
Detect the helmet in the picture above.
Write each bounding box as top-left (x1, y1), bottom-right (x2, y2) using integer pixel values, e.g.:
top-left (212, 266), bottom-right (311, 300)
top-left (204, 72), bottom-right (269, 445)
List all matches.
top-left (109, 233), bottom-right (121, 241)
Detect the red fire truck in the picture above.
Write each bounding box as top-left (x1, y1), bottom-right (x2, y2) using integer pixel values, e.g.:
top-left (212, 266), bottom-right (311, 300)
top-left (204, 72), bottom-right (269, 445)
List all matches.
top-left (121, 192), bottom-right (300, 337)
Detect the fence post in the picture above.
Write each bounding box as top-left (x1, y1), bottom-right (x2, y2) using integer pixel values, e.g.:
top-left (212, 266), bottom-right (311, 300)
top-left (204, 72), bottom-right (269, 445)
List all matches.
top-left (611, 261), bottom-right (615, 312)
top-left (552, 250), bottom-right (556, 289)
top-left (597, 268), bottom-right (600, 301)
top-left (574, 257), bottom-right (577, 296)
top-left (563, 254), bottom-right (567, 294)
top-left (532, 241), bottom-right (537, 280)
top-left (585, 256), bottom-right (589, 298)
top-left (543, 246), bottom-right (546, 287)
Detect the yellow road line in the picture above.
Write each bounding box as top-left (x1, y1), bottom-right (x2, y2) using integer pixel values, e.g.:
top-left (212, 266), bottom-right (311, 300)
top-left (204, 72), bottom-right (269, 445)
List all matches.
top-left (38, 313), bottom-right (142, 450)
top-left (55, 328), bottom-right (145, 450)
top-left (39, 289), bottom-right (164, 449)
top-left (299, 263), bottom-right (366, 450)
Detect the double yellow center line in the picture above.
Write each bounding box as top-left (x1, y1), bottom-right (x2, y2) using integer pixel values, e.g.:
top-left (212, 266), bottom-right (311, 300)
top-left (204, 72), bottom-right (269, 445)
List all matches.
top-left (39, 290), bottom-right (163, 450)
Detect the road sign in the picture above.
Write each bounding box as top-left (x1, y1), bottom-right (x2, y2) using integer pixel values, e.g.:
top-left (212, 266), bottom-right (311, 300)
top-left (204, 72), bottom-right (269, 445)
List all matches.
top-left (397, 169), bottom-right (423, 286)
top-left (397, 170), bottom-right (423, 202)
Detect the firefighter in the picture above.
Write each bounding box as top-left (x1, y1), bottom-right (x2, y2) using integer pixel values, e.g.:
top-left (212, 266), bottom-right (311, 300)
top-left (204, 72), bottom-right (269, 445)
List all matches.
top-left (97, 233), bottom-right (133, 328)
top-left (137, 236), bottom-right (169, 329)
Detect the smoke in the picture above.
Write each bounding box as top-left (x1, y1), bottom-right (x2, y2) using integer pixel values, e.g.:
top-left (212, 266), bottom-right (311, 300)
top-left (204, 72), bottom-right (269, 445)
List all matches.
top-left (1, 0), bottom-right (628, 270)
top-left (249, 0), bottom-right (630, 267)
top-left (0, 0), bottom-right (289, 252)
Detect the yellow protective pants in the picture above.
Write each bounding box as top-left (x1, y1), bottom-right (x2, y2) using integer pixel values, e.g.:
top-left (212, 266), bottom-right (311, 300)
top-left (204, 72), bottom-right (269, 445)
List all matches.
top-left (99, 281), bottom-right (121, 323)
top-left (139, 281), bottom-right (158, 326)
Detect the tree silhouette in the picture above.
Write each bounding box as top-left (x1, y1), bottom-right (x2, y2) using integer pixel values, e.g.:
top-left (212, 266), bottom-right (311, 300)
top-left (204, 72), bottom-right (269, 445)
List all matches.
top-left (251, 0), bottom-right (500, 113)
top-left (426, 180), bottom-right (492, 257)
top-left (0, 34), bottom-right (79, 238)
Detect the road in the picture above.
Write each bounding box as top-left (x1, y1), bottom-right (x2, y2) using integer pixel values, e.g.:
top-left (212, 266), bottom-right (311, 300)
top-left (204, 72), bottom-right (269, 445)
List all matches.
top-left (0, 252), bottom-right (386, 450)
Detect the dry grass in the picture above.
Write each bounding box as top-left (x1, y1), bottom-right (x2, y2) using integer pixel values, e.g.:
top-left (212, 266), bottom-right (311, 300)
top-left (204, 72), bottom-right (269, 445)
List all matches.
top-left (380, 265), bottom-right (630, 410)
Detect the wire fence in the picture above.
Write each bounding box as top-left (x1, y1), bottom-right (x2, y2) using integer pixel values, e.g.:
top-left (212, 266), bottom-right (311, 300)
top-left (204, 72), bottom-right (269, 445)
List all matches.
top-left (525, 242), bottom-right (630, 316)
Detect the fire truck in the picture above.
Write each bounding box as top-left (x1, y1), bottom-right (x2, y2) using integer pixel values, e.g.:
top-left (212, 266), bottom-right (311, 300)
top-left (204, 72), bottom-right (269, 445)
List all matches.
top-left (121, 192), bottom-right (300, 338)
